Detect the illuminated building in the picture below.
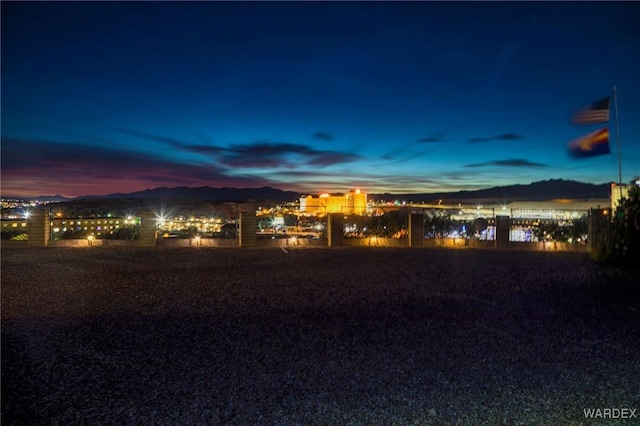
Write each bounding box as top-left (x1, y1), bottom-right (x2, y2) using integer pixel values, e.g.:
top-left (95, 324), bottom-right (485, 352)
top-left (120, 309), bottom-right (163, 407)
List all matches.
top-left (610, 182), bottom-right (639, 211)
top-left (1, 218), bottom-right (126, 238)
top-left (1, 216), bottom-right (222, 239)
top-left (299, 189), bottom-right (367, 215)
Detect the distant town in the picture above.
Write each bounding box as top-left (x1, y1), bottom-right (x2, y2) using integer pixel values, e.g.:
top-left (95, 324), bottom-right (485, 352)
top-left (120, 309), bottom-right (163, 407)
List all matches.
top-left (4, 179), bottom-right (636, 245)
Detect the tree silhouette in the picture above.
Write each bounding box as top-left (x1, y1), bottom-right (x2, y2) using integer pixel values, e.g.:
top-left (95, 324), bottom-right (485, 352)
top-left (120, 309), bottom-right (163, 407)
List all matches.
top-left (611, 182), bottom-right (640, 267)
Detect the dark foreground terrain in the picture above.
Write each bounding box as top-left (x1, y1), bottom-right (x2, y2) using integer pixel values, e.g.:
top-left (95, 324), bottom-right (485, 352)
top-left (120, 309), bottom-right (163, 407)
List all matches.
top-left (2, 246), bottom-right (639, 425)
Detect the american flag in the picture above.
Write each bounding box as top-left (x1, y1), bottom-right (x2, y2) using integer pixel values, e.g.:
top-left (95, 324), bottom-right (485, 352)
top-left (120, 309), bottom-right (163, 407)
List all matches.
top-left (571, 97), bottom-right (610, 125)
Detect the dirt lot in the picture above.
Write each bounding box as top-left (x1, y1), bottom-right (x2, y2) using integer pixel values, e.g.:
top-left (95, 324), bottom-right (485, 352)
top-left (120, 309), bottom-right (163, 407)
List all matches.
top-left (2, 246), bottom-right (639, 425)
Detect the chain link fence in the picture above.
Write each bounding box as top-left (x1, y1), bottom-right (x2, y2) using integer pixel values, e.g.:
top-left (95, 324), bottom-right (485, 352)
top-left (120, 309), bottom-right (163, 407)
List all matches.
top-left (509, 209), bottom-right (589, 244)
top-left (2, 207), bottom-right (592, 246)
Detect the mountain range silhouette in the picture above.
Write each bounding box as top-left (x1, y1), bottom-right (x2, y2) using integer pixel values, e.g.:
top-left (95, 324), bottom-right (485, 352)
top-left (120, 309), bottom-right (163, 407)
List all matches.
top-left (65, 179), bottom-right (610, 203)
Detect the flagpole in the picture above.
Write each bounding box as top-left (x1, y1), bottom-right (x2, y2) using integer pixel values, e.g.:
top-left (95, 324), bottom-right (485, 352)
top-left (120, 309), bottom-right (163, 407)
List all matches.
top-left (613, 85), bottom-right (622, 186)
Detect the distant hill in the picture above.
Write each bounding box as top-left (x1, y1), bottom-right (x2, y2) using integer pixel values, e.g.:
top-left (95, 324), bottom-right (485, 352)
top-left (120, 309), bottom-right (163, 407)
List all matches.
top-left (84, 179), bottom-right (610, 203)
top-left (369, 179), bottom-right (610, 202)
top-left (80, 186), bottom-right (303, 203)
top-left (0, 194), bottom-right (72, 202)
top-left (9, 179), bottom-right (611, 204)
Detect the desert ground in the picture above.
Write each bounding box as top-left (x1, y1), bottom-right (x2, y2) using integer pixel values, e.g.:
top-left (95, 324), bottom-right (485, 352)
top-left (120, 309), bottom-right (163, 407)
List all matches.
top-left (2, 246), bottom-right (639, 425)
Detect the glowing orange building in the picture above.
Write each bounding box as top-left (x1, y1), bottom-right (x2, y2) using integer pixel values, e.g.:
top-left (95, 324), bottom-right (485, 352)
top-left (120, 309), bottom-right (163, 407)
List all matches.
top-left (299, 189), bottom-right (367, 215)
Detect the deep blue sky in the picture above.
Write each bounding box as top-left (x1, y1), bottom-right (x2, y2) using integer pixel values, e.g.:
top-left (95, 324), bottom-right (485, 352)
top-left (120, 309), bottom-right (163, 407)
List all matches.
top-left (2, 1), bottom-right (639, 198)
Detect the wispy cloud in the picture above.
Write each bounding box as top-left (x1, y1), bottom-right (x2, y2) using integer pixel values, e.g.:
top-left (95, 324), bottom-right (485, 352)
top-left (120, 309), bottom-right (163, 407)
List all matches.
top-left (381, 133), bottom-right (445, 162)
top-left (485, 44), bottom-right (518, 94)
top-left (312, 131), bottom-right (334, 141)
top-left (1, 131), bottom-right (366, 197)
top-left (2, 132), bottom-right (547, 198)
top-left (374, 150), bottom-right (437, 166)
top-left (218, 141), bottom-right (360, 169)
top-left (468, 137), bottom-right (490, 144)
top-left (467, 133), bottom-right (524, 144)
top-left (121, 130), bottom-right (359, 170)
top-left (464, 159), bottom-right (547, 168)
top-left (117, 129), bottom-right (188, 149)
top-left (494, 133), bottom-right (524, 141)
top-left (0, 138), bottom-right (269, 197)
top-left (418, 133), bottom-right (445, 143)
top-left (270, 169), bottom-right (449, 195)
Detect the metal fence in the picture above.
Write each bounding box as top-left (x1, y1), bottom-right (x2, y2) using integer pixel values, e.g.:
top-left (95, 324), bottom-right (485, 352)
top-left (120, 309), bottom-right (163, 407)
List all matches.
top-left (422, 207), bottom-right (496, 240)
top-left (508, 209), bottom-right (588, 244)
top-left (1, 207), bottom-right (593, 246)
top-left (0, 220), bottom-right (29, 241)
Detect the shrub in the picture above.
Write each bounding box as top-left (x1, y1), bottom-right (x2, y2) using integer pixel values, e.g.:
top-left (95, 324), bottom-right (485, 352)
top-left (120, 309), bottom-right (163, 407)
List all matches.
top-left (610, 184), bottom-right (640, 268)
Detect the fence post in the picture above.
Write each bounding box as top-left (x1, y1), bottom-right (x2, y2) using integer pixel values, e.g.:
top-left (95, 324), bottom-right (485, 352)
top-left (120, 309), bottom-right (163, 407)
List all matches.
top-left (27, 209), bottom-right (50, 247)
top-left (587, 208), bottom-right (610, 255)
top-left (327, 213), bottom-right (344, 247)
top-left (408, 213), bottom-right (424, 247)
top-left (139, 210), bottom-right (157, 247)
top-left (495, 215), bottom-right (510, 248)
top-left (239, 211), bottom-right (257, 247)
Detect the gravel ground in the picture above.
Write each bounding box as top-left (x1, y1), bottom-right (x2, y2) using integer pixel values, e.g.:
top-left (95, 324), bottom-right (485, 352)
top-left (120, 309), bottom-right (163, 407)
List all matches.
top-left (2, 246), bottom-right (639, 425)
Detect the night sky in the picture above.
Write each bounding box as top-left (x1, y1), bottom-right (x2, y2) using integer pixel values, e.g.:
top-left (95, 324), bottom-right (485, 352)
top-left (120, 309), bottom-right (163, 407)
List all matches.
top-left (2, 1), bottom-right (639, 198)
